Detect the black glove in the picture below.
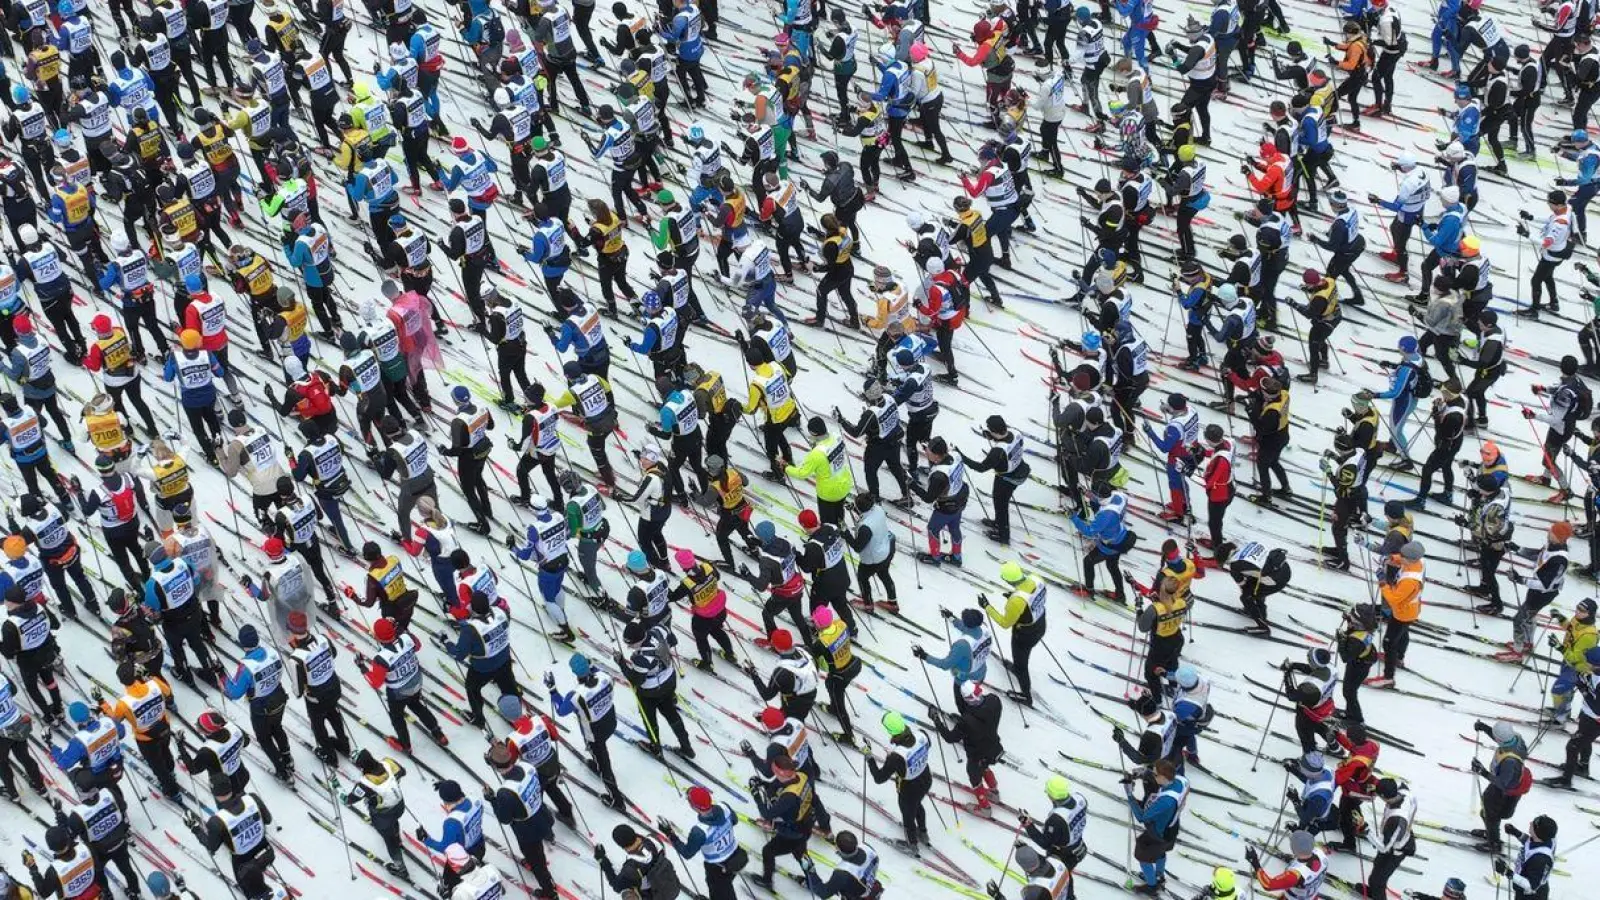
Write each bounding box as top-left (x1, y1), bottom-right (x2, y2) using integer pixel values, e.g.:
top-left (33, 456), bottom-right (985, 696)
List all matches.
top-left (414, 826), bottom-right (428, 841)
top-left (1494, 858), bottom-right (1509, 875)
top-left (1112, 725), bottom-right (1124, 743)
top-left (939, 607), bottom-right (955, 620)
top-left (977, 593), bottom-right (990, 609)
top-left (912, 645), bottom-right (927, 660)
top-left (594, 845), bottom-right (608, 862)
top-left (1505, 823), bottom-right (1523, 838)
top-left (1474, 721), bottom-right (1494, 736)
top-left (1470, 758), bottom-right (1488, 776)
top-left (1520, 210), bottom-right (1536, 222)
top-left (1246, 848), bottom-right (1262, 869)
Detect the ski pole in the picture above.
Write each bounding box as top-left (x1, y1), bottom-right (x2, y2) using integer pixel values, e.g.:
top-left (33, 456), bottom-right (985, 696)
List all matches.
top-left (1250, 663), bottom-right (1289, 772)
top-left (918, 660), bottom-right (961, 829)
top-left (320, 758), bottom-right (359, 882)
top-left (980, 605), bottom-right (1027, 729)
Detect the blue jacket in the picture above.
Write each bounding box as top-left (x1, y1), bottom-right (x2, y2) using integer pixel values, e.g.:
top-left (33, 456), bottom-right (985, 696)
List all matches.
top-left (286, 235), bottom-right (330, 288)
top-left (667, 8), bottom-right (706, 62)
top-left (1376, 355), bottom-right (1421, 402)
top-left (924, 620), bottom-right (988, 683)
top-left (421, 798), bottom-right (485, 853)
top-left (2, 337), bottom-right (55, 401)
top-left (551, 318), bottom-right (606, 358)
top-left (162, 352), bottom-right (225, 407)
top-left (1423, 204), bottom-right (1466, 253)
top-left (1072, 495), bottom-right (1129, 552)
top-left (52, 718), bottom-right (126, 772)
top-left (1127, 777), bottom-right (1186, 838)
top-left (224, 647), bottom-right (282, 703)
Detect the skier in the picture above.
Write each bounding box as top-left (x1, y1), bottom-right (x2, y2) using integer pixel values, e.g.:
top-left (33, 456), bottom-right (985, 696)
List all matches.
top-left (1495, 816), bottom-right (1556, 900)
top-left (597, 825), bottom-right (681, 900)
top-left (982, 561), bottom-right (1047, 704)
top-left (931, 681), bottom-right (1004, 811)
top-left (341, 749), bottom-right (410, 878)
top-left (1245, 831), bottom-right (1325, 900)
top-left (615, 620), bottom-right (695, 757)
top-left (749, 751), bottom-right (829, 889)
top-left (483, 743), bottom-right (560, 898)
top-left (548, 653), bottom-right (621, 806)
top-left (358, 616), bottom-right (449, 753)
top-left (1125, 759), bottom-right (1187, 895)
top-left (1071, 482), bottom-right (1136, 603)
top-left (416, 780), bottom-right (487, 860)
top-left (1502, 523), bottom-right (1574, 661)
top-left (181, 777), bottom-right (278, 900)
top-left (177, 709), bottom-right (250, 795)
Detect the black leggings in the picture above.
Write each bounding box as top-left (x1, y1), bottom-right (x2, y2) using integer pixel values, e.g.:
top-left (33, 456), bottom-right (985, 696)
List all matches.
top-left (692, 609), bottom-right (735, 662)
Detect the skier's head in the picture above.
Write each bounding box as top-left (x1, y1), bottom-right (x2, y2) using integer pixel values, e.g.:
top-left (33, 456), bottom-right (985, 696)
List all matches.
top-left (1014, 843), bottom-right (1044, 876)
top-left (759, 707), bottom-right (786, 732)
top-left (1288, 830), bottom-right (1315, 859)
top-left (1551, 521), bottom-right (1575, 544)
top-left (1130, 692), bottom-right (1159, 719)
top-left (1045, 775), bottom-right (1073, 803)
top-left (444, 844), bottom-right (472, 871)
top-left (626, 550), bottom-right (651, 576)
top-left (798, 509), bottom-right (820, 534)
top-left (373, 617), bottom-right (399, 644)
top-left (1531, 815), bottom-right (1559, 842)
top-left (1174, 665), bottom-right (1200, 691)
top-left (768, 628), bottom-right (794, 653)
top-left (1579, 597), bottom-right (1598, 621)
top-left (1442, 878), bottom-right (1467, 899)
top-left (1299, 751), bottom-right (1327, 775)
top-left (754, 519), bottom-right (778, 547)
top-left (958, 680), bottom-right (983, 705)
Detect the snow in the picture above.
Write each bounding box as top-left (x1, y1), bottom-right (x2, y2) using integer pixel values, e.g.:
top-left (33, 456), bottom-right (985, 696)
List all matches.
top-left (5, 0), bottom-right (1600, 898)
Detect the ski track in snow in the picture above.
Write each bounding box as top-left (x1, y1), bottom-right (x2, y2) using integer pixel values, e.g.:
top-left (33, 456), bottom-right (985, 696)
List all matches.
top-left (5, 0), bottom-right (1599, 898)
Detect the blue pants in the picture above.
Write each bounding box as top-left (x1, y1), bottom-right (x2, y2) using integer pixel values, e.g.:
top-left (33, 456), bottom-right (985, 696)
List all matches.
top-left (744, 274), bottom-right (784, 324)
top-left (928, 508), bottom-right (964, 549)
top-left (1390, 395), bottom-right (1417, 456)
top-left (536, 562), bottom-right (569, 626)
top-left (1573, 182), bottom-right (1599, 238)
top-left (315, 489), bottom-right (352, 549)
top-left (1553, 664), bottom-right (1582, 711)
top-left (1122, 28), bottom-right (1149, 69)
top-left (1431, 22), bottom-right (1462, 72)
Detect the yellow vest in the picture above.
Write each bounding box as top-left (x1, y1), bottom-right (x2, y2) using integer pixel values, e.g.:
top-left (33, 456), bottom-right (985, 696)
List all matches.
top-left (152, 456), bottom-right (191, 500)
top-left (85, 410), bottom-right (126, 452)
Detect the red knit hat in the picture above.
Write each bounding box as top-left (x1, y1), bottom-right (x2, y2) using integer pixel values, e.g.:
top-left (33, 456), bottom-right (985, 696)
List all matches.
top-left (798, 509), bottom-right (819, 530)
top-left (12, 313), bottom-right (31, 336)
top-left (286, 611), bottom-right (308, 634)
top-left (263, 537), bottom-right (287, 560)
top-left (687, 786), bottom-right (713, 811)
top-left (373, 617), bottom-right (397, 643)
top-left (759, 707), bottom-right (786, 730)
top-left (769, 628), bottom-right (793, 652)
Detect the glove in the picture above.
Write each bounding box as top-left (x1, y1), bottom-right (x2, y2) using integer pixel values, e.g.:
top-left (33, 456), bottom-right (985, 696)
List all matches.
top-left (1494, 858), bottom-right (1509, 875)
top-left (1522, 407), bottom-right (1536, 419)
top-left (1245, 848), bottom-right (1262, 869)
top-left (1520, 210), bottom-right (1537, 222)
top-left (594, 845), bottom-right (608, 862)
top-left (1516, 222), bottom-right (1530, 237)
top-left (543, 672), bottom-right (555, 689)
top-left (799, 857), bottom-right (815, 873)
top-left (1366, 192), bottom-right (1380, 204)
top-left (977, 593), bottom-right (990, 609)
top-left (912, 645), bottom-right (927, 660)
top-left (985, 880), bottom-right (1002, 899)
top-left (1112, 725), bottom-right (1124, 743)
top-left (1286, 787), bottom-right (1300, 804)
top-left (504, 534), bottom-right (517, 550)
top-left (1548, 634), bottom-right (1560, 649)
top-left (1533, 384), bottom-right (1547, 395)
top-left (414, 826), bottom-right (428, 841)
top-left (21, 850), bottom-right (36, 871)
top-left (939, 607), bottom-right (955, 620)
top-left (1471, 758), bottom-right (1488, 775)
top-left (1474, 720), bottom-right (1494, 735)
top-left (435, 442), bottom-right (449, 454)
top-left (739, 740), bottom-right (754, 754)
top-left (482, 785), bottom-right (495, 801)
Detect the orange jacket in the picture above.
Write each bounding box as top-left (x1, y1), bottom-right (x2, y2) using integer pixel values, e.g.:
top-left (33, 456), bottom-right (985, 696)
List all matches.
top-left (1381, 558), bottom-right (1424, 622)
top-left (1247, 156), bottom-right (1294, 212)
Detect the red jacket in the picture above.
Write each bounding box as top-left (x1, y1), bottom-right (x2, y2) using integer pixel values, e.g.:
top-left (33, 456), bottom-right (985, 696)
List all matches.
top-left (289, 374), bottom-right (334, 420)
top-left (1202, 445), bottom-right (1234, 503)
top-left (1227, 351), bottom-right (1284, 391)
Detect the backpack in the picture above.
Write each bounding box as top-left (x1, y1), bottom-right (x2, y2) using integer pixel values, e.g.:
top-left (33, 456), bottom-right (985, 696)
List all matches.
top-left (1573, 377), bottom-right (1593, 422)
top-left (1411, 361), bottom-right (1433, 399)
top-left (644, 841), bottom-right (682, 900)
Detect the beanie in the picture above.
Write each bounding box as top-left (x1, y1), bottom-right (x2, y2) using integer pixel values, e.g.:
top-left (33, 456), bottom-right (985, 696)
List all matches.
top-left (1288, 831), bottom-right (1315, 857)
top-left (769, 628), bottom-right (794, 652)
top-left (960, 608), bottom-right (984, 629)
top-left (373, 617), bottom-right (397, 643)
top-left (754, 520), bottom-right (776, 543)
top-left (687, 786), bottom-right (713, 811)
top-left (570, 654), bottom-right (592, 677)
top-left (436, 780), bottom-right (464, 803)
top-left (237, 625), bottom-right (259, 649)
top-left (812, 605), bottom-right (834, 628)
top-left (496, 694), bottom-right (522, 721)
top-left (798, 509), bottom-right (819, 530)
top-left (674, 548), bottom-right (697, 570)
top-left (881, 710), bottom-right (908, 736)
top-left (759, 707), bottom-right (786, 730)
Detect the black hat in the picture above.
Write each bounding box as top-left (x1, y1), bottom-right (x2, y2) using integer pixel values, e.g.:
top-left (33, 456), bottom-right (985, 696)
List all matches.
top-left (984, 415), bottom-right (1007, 436)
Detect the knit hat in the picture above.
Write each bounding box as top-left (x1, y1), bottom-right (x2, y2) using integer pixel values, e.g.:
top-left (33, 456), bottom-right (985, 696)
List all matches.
top-left (769, 628), bottom-right (794, 652)
top-left (626, 550), bottom-right (650, 573)
top-left (67, 701), bottom-right (90, 724)
top-left (496, 695), bottom-right (522, 720)
top-left (623, 620), bottom-right (646, 644)
top-left (264, 537), bottom-right (287, 560)
top-left (437, 780), bottom-right (464, 803)
top-left (1492, 721), bottom-right (1517, 745)
top-left (959, 681), bottom-right (982, 703)
top-left (812, 605), bottom-right (834, 628)
top-left (759, 707), bottom-right (786, 730)
top-left (960, 609), bottom-right (984, 629)
top-left (1400, 541), bottom-right (1425, 561)
top-left (1014, 845), bottom-right (1041, 873)
top-left (286, 611), bottom-right (308, 635)
top-left (674, 548), bottom-right (697, 570)
top-left (754, 521), bottom-right (776, 543)
top-left (570, 654), bottom-right (592, 676)
top-left (1288, 831), bottom-right (1315, 857)
top-left (238, 625), bottom-right (259, 649)
top-left (445, 844), bottom-right (471, 868)
top-left (1045, 775), bottom-right (1072, 801)
top-left (1377, 778), bottom-right (1400, 798)
top-left (687, 786), bottom-right (713, 811)
top-left (373, 617), bottom-right (397, 643)
top-left (798, 509), bottom-right (819, 530)
top-left (984, 415), bottom-right (1007, 436)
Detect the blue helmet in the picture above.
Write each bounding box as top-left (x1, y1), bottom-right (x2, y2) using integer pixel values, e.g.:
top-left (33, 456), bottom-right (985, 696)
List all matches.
top-left (688, 122), bottom-right (706, 143)
top-left (11, 84), bottom-right (28, 106)
top-left (570, 653), bottom-right (592, 676)
top-left (1075, 5), bottom-right (1092, 20)
top-left (1574, 129), bottom-right (1590, 144)
top-left (146, 872), bottom-right (172, 898)
top-left (183, 273), bottom-right (205, 293)
top-left (641, 290), bottom-right (663, 313)
top-left (450, 385), bottom-right (472, 406)
top-left (1454, 83), bottom-right (1472, 100)
top-left (1097, 246), bottom-right (1118, 267)
top-left (57, 1), bottom-right (73, 15)
top-left (50, 129), bottom-right (70, 149)
top-left (1082, 331), bottom-right (1102, 352)
top-left (1398, 335), bottom-right (1418, 354)
top-left (626, 550), bottom-right (650, 573)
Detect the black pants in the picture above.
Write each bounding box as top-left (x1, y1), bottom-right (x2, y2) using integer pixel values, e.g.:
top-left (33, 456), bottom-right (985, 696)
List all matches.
top-left (1367, 847), bottom-right (1409, 898)
top-left (1012, 619), bottom-right (1046, 700)
top-left (1479, 545), bottom-right (1506, 608)
top-left (1181, 77), bottom-right (1215, 140)
top-left (457, 455), bottom-right (494, 525)
top-left (1515, 97), bottom-right (1541, 153)
top-left (307, 688), bottom-right (350, 756)
top-left (1256, 433), bottom-right (1290, 494)
top-left (1562, 712), bottom-right (1600, 776)
top-left (516, 453), bottom-right (563, 506)
top-left (1083, 547), bottom-right (1126, 601)
top-left (1480, 785), bottom-right (1521, 851)
top-left (90, 840), bottom-right (139, 897)
top-left (862, 440), bottom-right (910, 500)
top-left (823, 663), bottom-right (860, 738)
top-left (138, 731), bottom-right (182, 795)
top-left (162, 613), bottom-right (217, 678)
top-left (1342, 656), bottom-right (1372, 723)
top-left (762, 592), bottom-right (811, 644)
top-left (1532, 257), bottom-right (1567, 309)
top-left (856, 537), bottom-right (897, 604)
top-left (667, 432), bottom-right (706, 503)
top-left (465, 663), bottom-right (521, 723)
top-left (692, 608), bottom-right (735, 663)
top-left (0, 734), bottom-right (42, 794)
top-left (509, 817), bottom-right (558, 893)
top-left (1143, 632), bottom-right (1182, 699)
top-left (387, 690), bottom-right (441, 749)
top-left (17, 454), bottom-right (66, 502)
top-left (638, 690), bottom-right (692, 750)
top-left (199, 31), bottom-right (237, 89)
top-left (545, 60), bottom-right (592, 113)
top-left (1294, 707), bottom-right (1331, 754)
top-left (1382, 620), bottom-right (1411, 678)
top-left (1416, 436), bottom-right (1461, 499)
top-left (250, 697), bottom-right (293, 770)
top-left (108, 379), bottom-right (158, 434)
top-left (762, 832), bottom-right (810, 880)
